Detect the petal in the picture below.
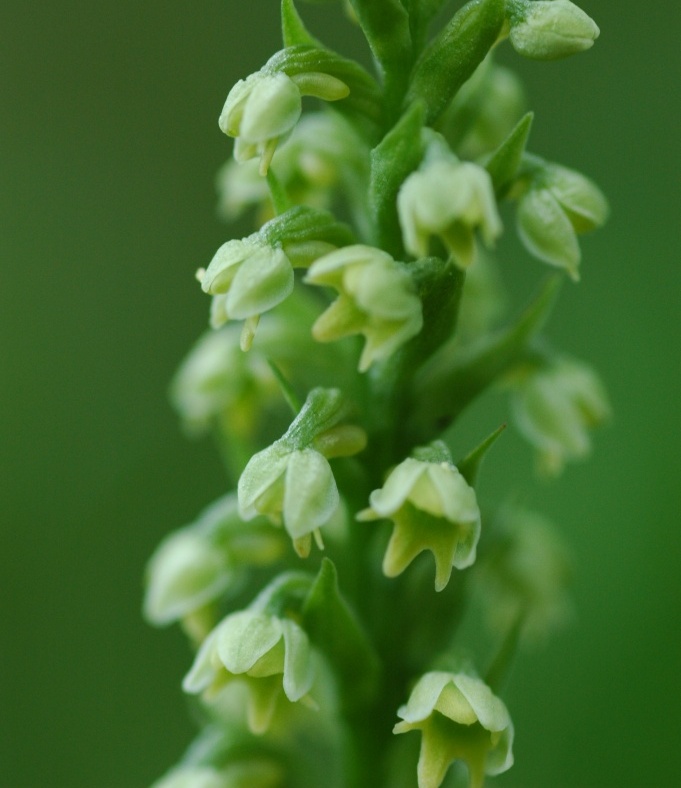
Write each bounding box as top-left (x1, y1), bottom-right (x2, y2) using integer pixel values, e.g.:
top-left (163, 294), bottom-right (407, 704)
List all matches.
top-left (240, 73), bottom-right (302, 144)
top-left (281, 619), bottom-right (315, 701)
top-left (282, 449), bottom-right (339, 538)
top-left (453, 673), bottom-right (511, 733)
top-left (238, 444), bottom-right (290, 517)
top-left (216, 611), bottom-right (283, 674)
top-left (516, 188), bottom-right (581, 279)
top-left (369, 458), bottom-right (427, 517)
top-left (226, 246), bottom-right (293, 319)
top-left (182, 628), bottom-right (220, 693)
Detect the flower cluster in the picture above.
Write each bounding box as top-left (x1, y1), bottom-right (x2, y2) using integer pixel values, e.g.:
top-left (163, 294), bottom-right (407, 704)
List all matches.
top-left (147, 1), bottom-right (608, 786)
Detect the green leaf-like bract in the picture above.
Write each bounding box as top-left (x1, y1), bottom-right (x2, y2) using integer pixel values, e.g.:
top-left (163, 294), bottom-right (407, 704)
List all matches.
top-left (302, 558), bottom-right (379, 709)
top-left (369, 101), bottom-right (426, 256)
top-left (407, 0), bottom-right (506, 125)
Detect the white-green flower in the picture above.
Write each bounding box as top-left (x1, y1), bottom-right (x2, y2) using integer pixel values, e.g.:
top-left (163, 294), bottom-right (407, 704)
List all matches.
top-left (143, 494), bottom-right (284, 637)
top-left (305, 245), bottom-right (423, 372)
top-left (238, 443), bottom-right (339, 558)
top-left (516, 163), bottom-right (608, 280)
top-left (394, 671), bottom-right (514, 788)
top-left (358, 458), bottom-right (481, 591)
top-left (508, 0), bottom-right (600, 61)
top-left (183, 610), bottom-right (316, 734)
top-left (169, 326), bottom-right (275, 436)
top-left (511, 357), bottom-right (611, 474)
top-left (200, 237), bottom-right (294, 329)
top-left (398, 157), bottom-right (502, 268)
top-left (220, 70), bottom-right (349, 175)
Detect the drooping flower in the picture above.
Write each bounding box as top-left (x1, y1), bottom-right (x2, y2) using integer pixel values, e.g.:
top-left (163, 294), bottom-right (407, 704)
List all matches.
top-left (305, 245), bottom-right (423, 372)
top-left (183, 609), bottom-right (316, 735)
top-left (220, 70), bottom-right (349, 175)
top-left (507, 0), bottom-right (600, 61)
top-left (394, 671), bottom-right (514, 788)
top-left (510, 356), bottom-right (611, 474)
top-left (238, 387), bottom-right (365, 557)
top-left (358, 457), bottom-right (481, 591)
top-left (143, 494), bottom-right (284, 640)
top-left (515, 162), bottom-right (609, 280)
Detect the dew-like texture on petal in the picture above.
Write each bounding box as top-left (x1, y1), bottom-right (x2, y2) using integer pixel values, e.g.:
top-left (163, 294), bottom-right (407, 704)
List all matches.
top-left (238, 445), bottom-right (290, 517)
top-left (283, 449), bottom-right (339, 538)
top-left (182, 628), bottom-right (220, 693)
top-left (281, 619), bottom-right (315, 701)
top-left (216, 611), bottom-right (284, 675)
top-left (368, 458), bottom-right (427, 516)
top-left (516, 188), bottom-right (580, 277)
top-left (219, 75), bottom-right (257, 136)
top-left (240, 73), bottom-right (302, 144)
top-left (226, 246), bottom-right (293, 319)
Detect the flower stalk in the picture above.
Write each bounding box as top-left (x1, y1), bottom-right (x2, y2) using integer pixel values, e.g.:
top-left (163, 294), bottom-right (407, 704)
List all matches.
top-left (146, 1), bottom-right (608, 785)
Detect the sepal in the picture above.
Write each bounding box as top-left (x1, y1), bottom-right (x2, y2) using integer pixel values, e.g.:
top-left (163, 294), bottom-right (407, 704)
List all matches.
top-left (358, 453), bottom-right (481, 591)
top-left (393, 670), bottom-right (513, 788)
top-left (306, 245), bottom-right (423, 372)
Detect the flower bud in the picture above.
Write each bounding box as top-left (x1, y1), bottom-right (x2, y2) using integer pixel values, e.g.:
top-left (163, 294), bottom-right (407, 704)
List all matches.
top-left (398, 155), bottom-right (501, 269)
top-left (508, 0), bottom-right (600, 61)
top-left (393, 671), bottom-right (514, 788)
top-left (220, 72), bottom-right (302, 175)
top-left (183, 610), bottom-right (316, 734)
top-left (305, 245), bottom-right (423, 372)
top-left (358, 457), bottom-right (481, 591)
top-left (510, 356), bottom-right (611, 475)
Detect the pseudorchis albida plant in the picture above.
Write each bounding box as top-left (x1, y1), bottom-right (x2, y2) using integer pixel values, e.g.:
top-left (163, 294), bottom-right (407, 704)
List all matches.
top-left (146, 1), bottom-right (610, 785)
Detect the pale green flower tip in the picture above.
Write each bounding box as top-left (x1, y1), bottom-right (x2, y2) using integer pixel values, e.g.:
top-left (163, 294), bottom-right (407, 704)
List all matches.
top-left (238, 445), bottom-right (339, 544)
top-left (394, 672), bottom-right (514, 785)
top-left (150, 765), bottom-right (227, 788)
top-left (143, 528), bottom-right (229, 627)
top-left (509, 0), bottom-right (600, 61)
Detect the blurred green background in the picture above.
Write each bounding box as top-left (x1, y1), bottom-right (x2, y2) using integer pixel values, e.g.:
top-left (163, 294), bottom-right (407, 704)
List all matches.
top-left (2, 1), bottom-right (679, 786)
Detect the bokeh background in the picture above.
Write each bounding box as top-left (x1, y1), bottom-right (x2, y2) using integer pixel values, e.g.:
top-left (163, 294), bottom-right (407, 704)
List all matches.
top-left (2, 1), bottom-right (679, 786)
